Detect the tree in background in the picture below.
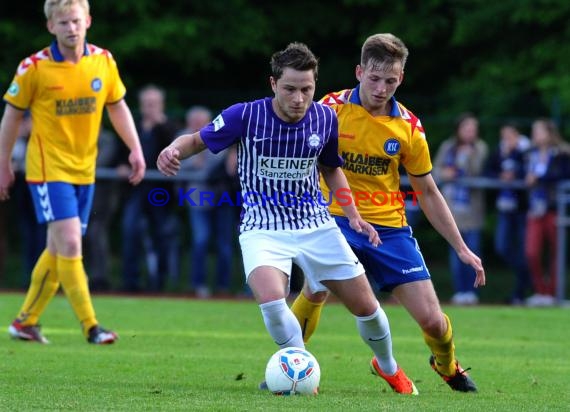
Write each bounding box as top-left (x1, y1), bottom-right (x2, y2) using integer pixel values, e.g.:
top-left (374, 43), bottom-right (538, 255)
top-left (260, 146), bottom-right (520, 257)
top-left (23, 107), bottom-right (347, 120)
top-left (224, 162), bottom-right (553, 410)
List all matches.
top-left (0, 0), bottom-right (568, 140)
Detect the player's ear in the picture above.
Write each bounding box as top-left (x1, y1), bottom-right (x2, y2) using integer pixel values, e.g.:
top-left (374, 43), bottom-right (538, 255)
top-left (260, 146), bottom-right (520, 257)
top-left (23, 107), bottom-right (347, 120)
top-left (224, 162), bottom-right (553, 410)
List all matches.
top-left (269, 76), bottom-right (277, 94)
top-left (355, 65), bottom-right (363, 82)
top-left (85, 14), bottom-right (92, 29)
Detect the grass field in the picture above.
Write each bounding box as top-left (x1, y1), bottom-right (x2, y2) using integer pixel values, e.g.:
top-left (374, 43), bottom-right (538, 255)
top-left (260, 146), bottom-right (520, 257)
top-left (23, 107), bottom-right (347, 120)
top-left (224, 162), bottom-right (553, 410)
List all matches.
top-left (1, 293), bottom-right (569, 411)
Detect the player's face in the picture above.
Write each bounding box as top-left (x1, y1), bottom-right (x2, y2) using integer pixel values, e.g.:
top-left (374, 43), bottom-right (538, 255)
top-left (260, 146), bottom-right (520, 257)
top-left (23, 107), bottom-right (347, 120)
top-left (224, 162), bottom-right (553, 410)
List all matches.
top-left (270, 68), bottom-right (316, 123)
top-left (356, 61), bottom-right (403, 116)
top-left (47, 5), bottom-right (91, 51)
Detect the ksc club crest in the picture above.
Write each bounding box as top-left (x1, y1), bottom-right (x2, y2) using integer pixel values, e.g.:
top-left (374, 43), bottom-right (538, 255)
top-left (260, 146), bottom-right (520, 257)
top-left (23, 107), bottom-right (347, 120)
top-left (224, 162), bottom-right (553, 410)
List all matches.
top-left (307, 133), bottom-right (322, 149)
top-left (384, 138), bottom-right (400, 156)
top-left (91, 78), bottom-right (102, 92)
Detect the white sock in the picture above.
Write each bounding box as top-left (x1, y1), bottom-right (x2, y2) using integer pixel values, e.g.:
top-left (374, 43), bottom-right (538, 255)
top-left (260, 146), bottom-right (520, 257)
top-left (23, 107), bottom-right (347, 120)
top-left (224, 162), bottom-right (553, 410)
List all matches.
top-left (259, 298), bottom-right (304, 349)
top-left (356, 304), bottom-right (397, 375)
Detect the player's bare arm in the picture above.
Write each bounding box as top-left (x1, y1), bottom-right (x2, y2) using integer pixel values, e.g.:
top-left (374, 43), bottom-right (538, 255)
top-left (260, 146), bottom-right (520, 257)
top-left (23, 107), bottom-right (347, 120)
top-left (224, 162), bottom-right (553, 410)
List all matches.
top-left (0, 105), bottom-right (26, 201)
top-left (408, 173), bottom-right (486, 287)
top-left (157, 131), bottom-right (207, 176)
top-left (320, 164), bottom-right (380, 247)
top-left (106, 100), bottom-right (146, 185)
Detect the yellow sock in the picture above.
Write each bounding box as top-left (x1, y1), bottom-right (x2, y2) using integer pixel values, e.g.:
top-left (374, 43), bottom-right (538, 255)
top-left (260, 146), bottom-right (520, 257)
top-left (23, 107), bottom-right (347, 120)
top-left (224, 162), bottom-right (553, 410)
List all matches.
top-left (57, 255), bottom-right (98, 335)
top-left (17, 249), bottom-right (59, 326)
top-left (423, 313), bottom-right (456, 376)
top-left (290, 292), bottom-right (325, 343)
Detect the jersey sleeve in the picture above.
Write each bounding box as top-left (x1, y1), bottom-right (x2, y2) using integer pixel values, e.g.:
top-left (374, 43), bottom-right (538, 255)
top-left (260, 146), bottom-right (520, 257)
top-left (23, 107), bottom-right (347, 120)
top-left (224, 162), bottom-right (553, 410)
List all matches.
top-left (400, 109), bottom-right (432, 176)
top-left (318, 89), bottom-right (350, 107)
top-left (3, 57), bottom-right (38, 110)
top-left (199, 103), bottom-right (245, 154)
top-left (104, 51), bottom-right (126, 104)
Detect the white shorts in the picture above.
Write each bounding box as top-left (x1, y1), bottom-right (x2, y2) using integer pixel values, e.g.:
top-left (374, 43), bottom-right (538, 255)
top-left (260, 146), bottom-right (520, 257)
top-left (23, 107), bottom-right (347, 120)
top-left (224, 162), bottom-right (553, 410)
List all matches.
top-left (239, 219), bottom-right (365, 293)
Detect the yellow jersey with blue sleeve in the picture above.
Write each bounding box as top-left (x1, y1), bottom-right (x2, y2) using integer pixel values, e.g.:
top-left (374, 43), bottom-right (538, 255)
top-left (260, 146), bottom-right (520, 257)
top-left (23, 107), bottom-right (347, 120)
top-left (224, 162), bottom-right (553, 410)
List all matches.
top-left (319, 86), bottom-right (432, 227)
top-left (3, 41), bottom-right (126, 184)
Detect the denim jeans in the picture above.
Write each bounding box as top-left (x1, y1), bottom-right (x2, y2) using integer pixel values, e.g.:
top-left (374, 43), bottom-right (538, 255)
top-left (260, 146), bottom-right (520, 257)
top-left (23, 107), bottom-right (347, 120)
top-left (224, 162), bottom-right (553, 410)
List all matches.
top-left (449, 229), bottom-right (481, 294)
top-left (121, 184), bottom-right (180, 292)
top-left (495, 211), bottom-right (532, 300)
top-left (188, 205), bottom-right (235, 292)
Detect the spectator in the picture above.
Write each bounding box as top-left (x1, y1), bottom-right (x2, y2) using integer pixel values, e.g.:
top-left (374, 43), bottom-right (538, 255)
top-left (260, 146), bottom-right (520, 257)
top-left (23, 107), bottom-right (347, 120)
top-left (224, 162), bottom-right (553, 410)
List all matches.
top-left (84, 128), bottom-right (121, 291)
top-left (179, 106), bottom-right (237, 298)
top-left (486, 121), bottom-right (532, 304)
top-left (433, 113), bottom-right (488, 305)
top-left (524, 118), bottom-right (570, 306)
top-left (119, 84), bottom-right (181, 292)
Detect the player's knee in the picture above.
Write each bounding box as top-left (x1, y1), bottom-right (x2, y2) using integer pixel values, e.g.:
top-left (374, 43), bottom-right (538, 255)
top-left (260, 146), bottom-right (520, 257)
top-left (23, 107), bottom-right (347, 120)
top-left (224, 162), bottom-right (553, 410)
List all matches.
top-left (420, 314), bottom-right (447, 338)
top-left (349, 298), bottom-right (379, 318)
top-left (56, 238), bottom-right (82, 257)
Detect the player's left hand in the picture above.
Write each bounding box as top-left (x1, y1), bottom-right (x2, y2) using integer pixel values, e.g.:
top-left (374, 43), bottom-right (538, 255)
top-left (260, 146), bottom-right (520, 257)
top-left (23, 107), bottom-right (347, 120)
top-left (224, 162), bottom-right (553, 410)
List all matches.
top-left (348, 218), bottom-right (381, 247)
top-left (457, 248), bottom-right (486, 287)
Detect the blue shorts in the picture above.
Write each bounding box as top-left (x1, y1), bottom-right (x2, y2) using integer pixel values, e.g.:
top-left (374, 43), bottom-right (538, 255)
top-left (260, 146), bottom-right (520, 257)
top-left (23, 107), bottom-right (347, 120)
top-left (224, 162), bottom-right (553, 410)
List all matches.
top-left (28, 182), bottom-right (94, 235)
top-left (334, 215), bottom-right (431, 292)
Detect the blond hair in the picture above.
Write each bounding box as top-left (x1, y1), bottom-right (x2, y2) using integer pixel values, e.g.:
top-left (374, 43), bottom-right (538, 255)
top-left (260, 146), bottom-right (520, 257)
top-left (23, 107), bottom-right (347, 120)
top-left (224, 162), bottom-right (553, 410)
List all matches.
top-left (361, 33), bottom-right (409, 71)
top-left (44, 0), bottom-right (89, 20)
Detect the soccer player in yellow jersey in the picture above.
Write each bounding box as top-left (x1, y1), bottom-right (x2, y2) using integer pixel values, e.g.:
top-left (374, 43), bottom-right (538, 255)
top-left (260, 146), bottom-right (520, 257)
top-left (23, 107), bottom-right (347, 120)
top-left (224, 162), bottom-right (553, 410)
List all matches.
top-left (291, 33), bottom-right (486, 392)
top-left (0, 0), bottom-right (146, 344)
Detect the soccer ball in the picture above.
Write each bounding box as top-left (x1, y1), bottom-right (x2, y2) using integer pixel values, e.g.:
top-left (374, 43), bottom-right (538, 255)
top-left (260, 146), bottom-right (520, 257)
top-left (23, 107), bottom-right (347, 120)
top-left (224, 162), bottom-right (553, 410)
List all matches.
top-left (264, 347), bottom-right (320, 395)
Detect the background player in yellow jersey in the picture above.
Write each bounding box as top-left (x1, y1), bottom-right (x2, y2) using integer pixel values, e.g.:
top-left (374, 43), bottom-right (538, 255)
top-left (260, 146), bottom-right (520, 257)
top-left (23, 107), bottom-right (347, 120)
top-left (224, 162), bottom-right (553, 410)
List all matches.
top-left (0, 0), bottom-right (146, 344)
top-left (291, 33), bottom-right (486, 392)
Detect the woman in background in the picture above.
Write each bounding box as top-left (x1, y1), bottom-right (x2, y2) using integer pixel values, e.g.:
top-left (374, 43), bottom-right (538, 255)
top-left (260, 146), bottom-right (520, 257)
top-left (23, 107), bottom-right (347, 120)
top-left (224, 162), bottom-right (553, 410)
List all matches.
top-left (524, 118), bottom-right (570, 307)
top-left (433, 113), bottom-right (488, 305)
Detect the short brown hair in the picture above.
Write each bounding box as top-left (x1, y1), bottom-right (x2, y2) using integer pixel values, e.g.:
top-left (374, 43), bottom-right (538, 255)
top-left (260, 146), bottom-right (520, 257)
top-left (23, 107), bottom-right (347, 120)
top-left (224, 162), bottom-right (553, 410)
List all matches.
top-left (361, 33), bottom-right (409, 71)
top-left (270, 42), bottom-right (319, 81)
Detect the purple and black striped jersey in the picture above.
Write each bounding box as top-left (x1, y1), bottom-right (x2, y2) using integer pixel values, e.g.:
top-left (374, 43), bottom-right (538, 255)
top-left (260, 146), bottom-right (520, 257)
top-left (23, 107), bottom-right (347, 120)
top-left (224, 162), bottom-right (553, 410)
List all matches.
top-left (200, 97), bottom-right (342, 232)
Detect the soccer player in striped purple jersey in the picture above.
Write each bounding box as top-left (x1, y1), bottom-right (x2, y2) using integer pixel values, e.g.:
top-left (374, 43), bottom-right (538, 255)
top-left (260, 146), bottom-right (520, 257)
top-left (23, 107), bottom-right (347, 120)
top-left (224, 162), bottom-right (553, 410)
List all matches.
top-left (291, 33), bottom-right (485, 393)
top-left (158, 42), bottom-right (418, 395)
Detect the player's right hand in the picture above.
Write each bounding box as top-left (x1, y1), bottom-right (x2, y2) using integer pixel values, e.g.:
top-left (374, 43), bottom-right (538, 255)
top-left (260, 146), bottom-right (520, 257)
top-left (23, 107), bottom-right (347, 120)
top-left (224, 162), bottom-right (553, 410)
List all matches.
top-left (157, 146), bottom-right (181, 176)
top-left (348, 217), bottom-right (381, 247)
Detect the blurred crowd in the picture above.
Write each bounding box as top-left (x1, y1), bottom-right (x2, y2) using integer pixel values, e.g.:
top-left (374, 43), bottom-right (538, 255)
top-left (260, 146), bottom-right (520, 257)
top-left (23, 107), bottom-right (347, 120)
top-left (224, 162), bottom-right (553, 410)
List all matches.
top-left (1, 87), bottom-right (568, 306)
top-left (432, 113), bottom-right (569, 307)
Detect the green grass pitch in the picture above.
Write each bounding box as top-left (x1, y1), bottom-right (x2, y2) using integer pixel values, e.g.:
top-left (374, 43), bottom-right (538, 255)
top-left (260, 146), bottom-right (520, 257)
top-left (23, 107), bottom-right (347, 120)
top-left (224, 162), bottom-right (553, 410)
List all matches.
top-left (1, 293), bottom-right (569, 411)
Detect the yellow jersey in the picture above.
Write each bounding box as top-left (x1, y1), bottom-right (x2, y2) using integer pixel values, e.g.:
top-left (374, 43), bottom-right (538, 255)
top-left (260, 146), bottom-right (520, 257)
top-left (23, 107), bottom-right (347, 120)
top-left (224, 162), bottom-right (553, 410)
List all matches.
top-left (320, 86), bottom-right (432, 227)
top-left (3, 41), bottom-right (126, 184)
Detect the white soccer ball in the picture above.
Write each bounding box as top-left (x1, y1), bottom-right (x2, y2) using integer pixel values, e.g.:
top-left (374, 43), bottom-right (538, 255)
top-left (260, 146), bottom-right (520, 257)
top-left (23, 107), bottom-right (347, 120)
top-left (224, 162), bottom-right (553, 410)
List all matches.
top-left (264, 347), bottom-right (320, 395)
